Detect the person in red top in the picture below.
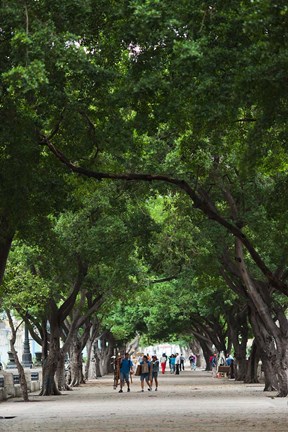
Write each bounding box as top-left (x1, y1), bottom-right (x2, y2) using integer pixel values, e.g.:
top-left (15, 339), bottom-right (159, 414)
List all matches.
top-left (160, 354), bottom-right (167, 374)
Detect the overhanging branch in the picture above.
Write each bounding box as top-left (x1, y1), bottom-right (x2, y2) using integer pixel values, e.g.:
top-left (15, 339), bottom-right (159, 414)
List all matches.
top-left (43, 135), bottom-right (288, 296)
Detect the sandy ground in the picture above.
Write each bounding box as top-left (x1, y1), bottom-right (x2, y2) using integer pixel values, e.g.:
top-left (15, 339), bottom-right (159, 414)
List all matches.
top-left (0, 369), bottom-right (287, 432)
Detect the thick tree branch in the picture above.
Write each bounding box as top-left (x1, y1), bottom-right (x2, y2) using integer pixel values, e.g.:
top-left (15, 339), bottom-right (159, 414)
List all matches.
top-left (151, 266), bottom-right (182, 284)
top-left (59, 257), bottom-right (88, 322)
top-left (43, 136), bottom-right (288, 295)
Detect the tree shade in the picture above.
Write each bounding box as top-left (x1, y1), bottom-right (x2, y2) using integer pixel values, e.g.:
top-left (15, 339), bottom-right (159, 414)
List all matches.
top-left (1, 1), bottom-right (288, 396)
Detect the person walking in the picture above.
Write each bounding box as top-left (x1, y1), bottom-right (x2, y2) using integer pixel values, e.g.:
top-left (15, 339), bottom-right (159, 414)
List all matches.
top-left (169, 354), bottom-right (176, 374)
top-left (211, 353), bottom-right (218, 378)
top-left (140, 355), bottom-right (152, 392)
top-left (119, 352), bottom-right (133, 393)
top-left (160, 354), bottom-right (167, 374)
top-left (150, 355), bottom-right (160, 391)
top-left (175, 353), bottom-right (181, 375)
top-left (189, 354), bottom-right (197, 370)
top-left (180, 354), bottom-right (185, 371)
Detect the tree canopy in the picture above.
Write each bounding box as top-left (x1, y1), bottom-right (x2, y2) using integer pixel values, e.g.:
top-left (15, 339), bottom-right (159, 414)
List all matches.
top-left (1, 0), bottom-right (288, 396)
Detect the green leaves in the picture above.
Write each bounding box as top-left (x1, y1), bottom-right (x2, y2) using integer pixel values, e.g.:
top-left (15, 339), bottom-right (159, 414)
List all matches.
top-left (3, 60), bottom-right (48, 96)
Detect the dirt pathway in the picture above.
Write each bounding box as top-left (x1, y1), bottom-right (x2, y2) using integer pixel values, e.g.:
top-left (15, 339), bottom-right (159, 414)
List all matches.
top-left (0, 370), bottom-right (287, 431)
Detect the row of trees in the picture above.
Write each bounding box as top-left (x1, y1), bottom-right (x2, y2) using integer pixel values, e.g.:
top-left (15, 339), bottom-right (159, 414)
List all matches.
top-left (1, 1), bottom-right (287, 396)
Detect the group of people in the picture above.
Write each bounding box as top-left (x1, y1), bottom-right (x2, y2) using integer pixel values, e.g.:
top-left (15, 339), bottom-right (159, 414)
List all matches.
top-left (115, 351), bottom-right (197, 393)
top-left (166, 353), bottom-right (185, 374)
top-left (210, 352), bottom-right (234, 378)
top-left (114, 352), bottom-right (160, 393)
top-left (164, 353), bottom-right (197, 374)
top-left (114, 351), bottom-right (198, 393)
top-left (115, 351), bottom-right (235, 390)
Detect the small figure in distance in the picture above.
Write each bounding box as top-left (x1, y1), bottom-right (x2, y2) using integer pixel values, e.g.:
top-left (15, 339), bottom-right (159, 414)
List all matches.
top-left (225, 353), bottom-right (234, 366)
top-left (150, 355), bottom-right (160, 391)
top-left (160, 353), bottom-right (167, 374)
top-left (189, 353), bottom-right (197, 371)
top-left (119, 352), bottom-right (133, 393)
top-left (211, 353), bottom-right (218, 378)
top-left (175, 353), bottom-right (181, 375)
top-left (180, 353), bottom-right (185, 371)
top-left (169, 354), bottom-right (176, 374)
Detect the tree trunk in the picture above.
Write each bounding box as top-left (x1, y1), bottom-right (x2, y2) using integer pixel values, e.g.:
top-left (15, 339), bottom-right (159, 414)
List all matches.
top-left (196, 338), bottom-right (213, 371)
top-left (189, 340), bottom-right (203, 367)
top-left (56, 350), bottom-right (71, 391)
top-left (69, 337), bottom-right (84, 387)
top-left (0, 222), bottom-right (14, 285)
top-left (84, 323), bottom-right (102, 380)
top-left (94, 348), bottom-right (102, 378)
top-left (244, 338), bottom-right (260, 384)
top-left (85, 337), bottom-right (94, 380)
top-left (249, 307), bottom-right (279, 391)
top-left (126, 333), bottom-right (140, 356)
top-left (276, 342), bottom-right (288, 397)
top-left (39, 330), bottom-right (61, 396)
top-left (93, 331), bottom-right (115, 376)
top-left (235, 239), bottom-right (288, 396)
top-left (227, 306), bottom-right (248, 381)
top-left (6, 311), bottom-right (29, 402)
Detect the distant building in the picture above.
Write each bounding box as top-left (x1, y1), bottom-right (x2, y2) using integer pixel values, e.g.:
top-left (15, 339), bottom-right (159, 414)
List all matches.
top-left (0, 318), bottom-right (41, 367)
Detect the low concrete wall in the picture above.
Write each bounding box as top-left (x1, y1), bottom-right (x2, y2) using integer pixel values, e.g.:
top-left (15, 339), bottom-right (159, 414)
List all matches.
top-left (0, 369), bottom-right (42, 401)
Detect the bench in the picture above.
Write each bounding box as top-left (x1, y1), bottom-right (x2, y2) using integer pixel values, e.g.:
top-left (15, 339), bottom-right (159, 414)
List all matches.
top-left (217, 365), bottom-right (230, 377)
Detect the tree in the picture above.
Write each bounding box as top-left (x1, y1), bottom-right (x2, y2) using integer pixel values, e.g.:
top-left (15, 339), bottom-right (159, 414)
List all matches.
top-left (2, 1), bottom-right (288, 396)
top-left (44, 1), bottom-right (288, 396)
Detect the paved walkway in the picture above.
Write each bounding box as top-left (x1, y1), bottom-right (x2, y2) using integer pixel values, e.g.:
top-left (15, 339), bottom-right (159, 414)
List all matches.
top-left (0, 370), bottom-right (287, 431)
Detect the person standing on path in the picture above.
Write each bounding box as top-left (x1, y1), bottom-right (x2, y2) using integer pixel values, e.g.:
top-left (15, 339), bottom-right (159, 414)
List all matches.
top-left (169, 354), bottom-right (176, 373)
top-left (175, 353), bottom-right (181, 375)
top-left (189, 354), bottom-right (197, 370)
top-left (119, 352), bottom-right (133, 393)
top-left (150, 355), bottom-right (160, 391)
top-left (160, 353), bottom-right (167, 374)
top-left (140, 355), bottom-right (152, 392)
top-left (180, 354), bottom-right (185, 371)
top-left (211, 353), bottom-right (218, 378)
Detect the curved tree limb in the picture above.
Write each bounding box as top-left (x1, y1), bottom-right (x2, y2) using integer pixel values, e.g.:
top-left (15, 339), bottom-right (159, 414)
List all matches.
top-left (42, 135), bottom-right (288, 296)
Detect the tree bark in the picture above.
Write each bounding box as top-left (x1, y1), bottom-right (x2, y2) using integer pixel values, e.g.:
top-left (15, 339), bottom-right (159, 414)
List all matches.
top-left (0, 223), bottom-right (14, 285)
top-left (189, 340), bottom-right (202, 367)
top-left (249, 308), bottom-right (279, 391)
top-left (228, 307), bottom-right (249, 381)
top-left (85, 337), bottom-right (96, 380)
top-left (6, 311), bottom-right (29, 402)
top-left (68, 337), bottom-right (84, 387)
top-left (244, 338), bottom-right (260, 384)
top-left (56, 350), bottom-right (71, 391)
top-left (39, 315), bottom-right (61, 396)
top-left (194, 337), bottom-right (213, 371)
top-left (93, 331), bottom-right (115, 376)
top-left (236, 240), bottom-right (288, 396)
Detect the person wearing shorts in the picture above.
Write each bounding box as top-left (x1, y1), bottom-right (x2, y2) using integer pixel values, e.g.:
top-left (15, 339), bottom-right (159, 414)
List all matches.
top-left (119, 352), bottom-right (133, 393)
top-left (140, 355), bottom-right (151, 392)
top-left (151, 355), bottom-right (159, 391)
